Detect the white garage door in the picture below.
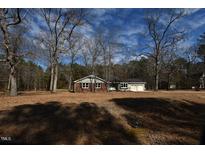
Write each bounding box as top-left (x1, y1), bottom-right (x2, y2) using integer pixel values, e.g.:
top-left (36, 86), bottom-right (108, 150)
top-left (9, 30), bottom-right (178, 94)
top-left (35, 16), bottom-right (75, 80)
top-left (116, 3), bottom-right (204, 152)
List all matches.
top-left (136, 85), bottom-right (144, 91)
top-left (129, 84), bottom-right (145, 92)
top-left (130, 85), bottom-right (137, 91)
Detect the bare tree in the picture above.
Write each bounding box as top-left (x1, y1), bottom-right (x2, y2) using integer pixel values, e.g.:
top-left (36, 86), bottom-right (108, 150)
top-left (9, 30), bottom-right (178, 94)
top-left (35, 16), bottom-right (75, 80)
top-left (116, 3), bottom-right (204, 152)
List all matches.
top-left (183, 45), bottom-right (199, 88)
top-left (197, 32), bottom-right (205, 65)
top-left (83, 36), bottom-right (102, 75)
top-left (161, 49), bottom-right (178, 90)
top-left (97, 33), bottom-right (118, 82)
top-left (38, 9), bottom-right (86, 92)
top-left (66, 32), bottom-right (83, 90)
top-left (0, 8), bottom-right (28, 96)
top-left (81, 35), bottom-right (103, 92)
top-left (81, 46), bottom-right (89, 68)
top-left (144, 9), bottom-right (185, 90)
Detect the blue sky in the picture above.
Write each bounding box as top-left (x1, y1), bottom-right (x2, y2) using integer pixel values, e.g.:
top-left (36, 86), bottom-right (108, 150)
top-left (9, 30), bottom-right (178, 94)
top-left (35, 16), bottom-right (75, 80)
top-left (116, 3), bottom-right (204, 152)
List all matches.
top-left (83, 8), bottom-right (205, 62)
top-left (86, 8), bottom-right (205, 47)
top-left (28, 8), bottom-right (205, 66)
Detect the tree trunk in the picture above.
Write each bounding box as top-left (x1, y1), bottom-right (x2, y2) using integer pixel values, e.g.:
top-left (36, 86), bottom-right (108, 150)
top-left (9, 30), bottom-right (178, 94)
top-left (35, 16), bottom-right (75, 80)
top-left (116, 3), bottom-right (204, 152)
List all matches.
top-left (7, 74), bottom-right (11, 91)
top-left (68, 75), bottom-right (72, 91)
top-left (68, 63), bottom-right (73, 91)
top-left (167, 73), bottom-right (170, 90)
top-left (52, 63), bottom-right (58, 92)
top-left (9, 66), bottom-right (17, 96)
top-left (0, 9), bottom-right (22, 96)
top-left (155, 60), bottom-right (159, 91)
top-left (90, 77), bottom-right (92, 92)
top-left (155, 74), bottom-right (159, 90)
top-left (94, 75), bottom-right (96, 92)
top-left (34, 78), bottom-right (37, 92)
top-left (49, 64), bottom-right (54, 91)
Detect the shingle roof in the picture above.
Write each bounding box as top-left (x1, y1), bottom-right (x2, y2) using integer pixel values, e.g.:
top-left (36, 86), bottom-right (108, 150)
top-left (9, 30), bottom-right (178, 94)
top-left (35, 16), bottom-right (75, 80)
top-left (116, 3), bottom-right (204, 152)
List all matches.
top-left (124, 78), bottom-right (145, 82)
top-left (108, 78), bottom-right (146, 83)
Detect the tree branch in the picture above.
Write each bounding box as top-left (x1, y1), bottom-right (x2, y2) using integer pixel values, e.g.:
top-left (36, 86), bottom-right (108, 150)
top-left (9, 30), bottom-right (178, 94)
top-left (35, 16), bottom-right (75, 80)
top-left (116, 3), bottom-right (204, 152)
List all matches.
top-left (6, 9), bottom-right (22, 27)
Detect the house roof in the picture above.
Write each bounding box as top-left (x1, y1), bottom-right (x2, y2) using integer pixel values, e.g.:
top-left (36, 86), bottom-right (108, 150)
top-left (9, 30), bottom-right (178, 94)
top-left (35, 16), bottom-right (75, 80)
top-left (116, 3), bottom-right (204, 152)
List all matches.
top-left (124, 78), bottom-right (145, 82)
top-left (108, 78), bottom-right (146, 83)
top-left (74, 75), bottom-right (106, 83)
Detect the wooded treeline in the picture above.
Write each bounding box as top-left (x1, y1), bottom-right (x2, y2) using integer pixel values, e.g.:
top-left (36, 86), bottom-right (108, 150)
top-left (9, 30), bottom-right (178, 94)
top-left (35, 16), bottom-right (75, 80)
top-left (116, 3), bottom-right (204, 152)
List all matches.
top-left (0, 56), bottom-right (204, 91)
top-left (0, 8), bottom-right (205, 96)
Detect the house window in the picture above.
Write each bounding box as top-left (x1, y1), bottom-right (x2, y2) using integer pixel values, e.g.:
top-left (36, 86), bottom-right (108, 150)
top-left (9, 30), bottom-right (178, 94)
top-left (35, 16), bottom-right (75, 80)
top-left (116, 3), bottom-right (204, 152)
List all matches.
top-left (120, 83), bottom-right (128, 88)
top-left (95, 83), bottom-right (101, 88)
top-left (82, 83), bottom-right (89, 89)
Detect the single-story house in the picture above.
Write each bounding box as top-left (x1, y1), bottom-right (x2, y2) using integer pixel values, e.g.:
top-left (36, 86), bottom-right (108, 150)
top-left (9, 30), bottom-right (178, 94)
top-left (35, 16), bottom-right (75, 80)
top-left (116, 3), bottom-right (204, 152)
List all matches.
top-left (73, 75), bottom-right (107, 92)
top-left (108, 79), bottom-right (146, 92)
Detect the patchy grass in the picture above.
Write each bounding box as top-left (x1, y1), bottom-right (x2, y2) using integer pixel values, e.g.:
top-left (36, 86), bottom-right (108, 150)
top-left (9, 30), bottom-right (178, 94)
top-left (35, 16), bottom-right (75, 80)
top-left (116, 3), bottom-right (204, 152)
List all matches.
top-left (0, 91), bottom-right (205, 144)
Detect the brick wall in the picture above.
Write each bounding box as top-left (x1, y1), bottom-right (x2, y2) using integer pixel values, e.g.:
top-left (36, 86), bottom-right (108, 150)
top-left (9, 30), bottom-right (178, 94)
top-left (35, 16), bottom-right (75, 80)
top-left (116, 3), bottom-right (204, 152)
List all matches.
top-left (74, 83), bottom-right (107, 92)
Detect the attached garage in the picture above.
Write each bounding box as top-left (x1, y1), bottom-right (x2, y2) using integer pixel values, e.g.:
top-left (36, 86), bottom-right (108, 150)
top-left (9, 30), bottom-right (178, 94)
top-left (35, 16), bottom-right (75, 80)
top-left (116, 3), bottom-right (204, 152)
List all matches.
top-left (126, 82), bottom-right (146, 92)
top-left (129, 83), bottom-right (145, 92)
top-left (111, 79), bottom-right (146, 92)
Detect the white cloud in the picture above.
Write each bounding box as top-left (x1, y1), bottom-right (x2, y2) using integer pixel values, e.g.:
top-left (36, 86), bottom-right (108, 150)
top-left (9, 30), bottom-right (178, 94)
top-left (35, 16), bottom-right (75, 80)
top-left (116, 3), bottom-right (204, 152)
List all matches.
top-left (92, 9), bottom-right (107, 17)
top-left (77, 24), bottom-right (94, 38)
top-left (112, 53), bottom-right (126, 64)
top-left (184, 8), bottom-right (201, 15)
top-left (119, 25), bottom-right (146, 36)
top-left (180, 9), bottom-right (205, 30)
top-left (185, 18), bottom-right (205, 30)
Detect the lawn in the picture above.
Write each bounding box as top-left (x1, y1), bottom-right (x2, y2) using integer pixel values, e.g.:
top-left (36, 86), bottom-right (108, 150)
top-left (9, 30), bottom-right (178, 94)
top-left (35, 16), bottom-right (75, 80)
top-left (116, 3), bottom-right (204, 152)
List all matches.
top-left (0, 91), bottom-right (205, 144)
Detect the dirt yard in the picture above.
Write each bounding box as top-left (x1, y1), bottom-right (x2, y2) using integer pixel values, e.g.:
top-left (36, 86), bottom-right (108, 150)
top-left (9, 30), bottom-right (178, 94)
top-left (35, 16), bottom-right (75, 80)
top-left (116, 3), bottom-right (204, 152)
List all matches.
top-left (0, 90), bottom-right (205, 144)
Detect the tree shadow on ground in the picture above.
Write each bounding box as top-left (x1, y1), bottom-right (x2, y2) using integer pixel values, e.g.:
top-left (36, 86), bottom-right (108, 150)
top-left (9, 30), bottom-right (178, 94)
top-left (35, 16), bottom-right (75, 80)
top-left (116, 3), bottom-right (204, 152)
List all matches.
top-left (0, 101), bottom-right (139, 145)
top-left (111, 97), bottom-right (205, 144)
